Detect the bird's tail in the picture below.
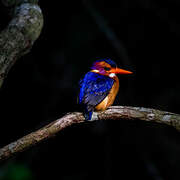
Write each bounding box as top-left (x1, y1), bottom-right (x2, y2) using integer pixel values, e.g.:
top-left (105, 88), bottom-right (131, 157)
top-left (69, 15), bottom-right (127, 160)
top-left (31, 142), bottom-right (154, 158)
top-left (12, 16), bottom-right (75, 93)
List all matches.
top-left (84, 108), bottom-right (93, 121)
top-left (79, 104), bottom-right (93, 121)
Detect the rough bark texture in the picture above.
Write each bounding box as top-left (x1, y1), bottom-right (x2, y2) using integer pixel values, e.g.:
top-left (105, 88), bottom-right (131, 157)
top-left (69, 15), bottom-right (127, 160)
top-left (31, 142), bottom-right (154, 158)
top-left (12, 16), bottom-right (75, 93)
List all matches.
top-left (0, 106), bottom-right (180, 162)
top-left (0, 0), bottom-right (43, 87)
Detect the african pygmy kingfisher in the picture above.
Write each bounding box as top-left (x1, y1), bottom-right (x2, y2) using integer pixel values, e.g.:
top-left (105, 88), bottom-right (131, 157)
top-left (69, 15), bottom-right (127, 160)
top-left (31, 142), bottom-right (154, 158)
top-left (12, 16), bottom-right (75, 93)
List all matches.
top-left (78, 58), bottom-right (132, 120)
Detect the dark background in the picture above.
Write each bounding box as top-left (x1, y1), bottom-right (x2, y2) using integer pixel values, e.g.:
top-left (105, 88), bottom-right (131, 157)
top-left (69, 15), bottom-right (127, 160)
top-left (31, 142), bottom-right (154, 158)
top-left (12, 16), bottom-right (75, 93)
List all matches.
top-left (0, 0), bottom-right (180, 179)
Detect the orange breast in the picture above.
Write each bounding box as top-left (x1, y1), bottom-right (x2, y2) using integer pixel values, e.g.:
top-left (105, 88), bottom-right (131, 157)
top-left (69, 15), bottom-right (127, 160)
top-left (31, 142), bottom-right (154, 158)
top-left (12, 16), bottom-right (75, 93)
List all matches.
top-left (95, 76), bottom-right (119, 111)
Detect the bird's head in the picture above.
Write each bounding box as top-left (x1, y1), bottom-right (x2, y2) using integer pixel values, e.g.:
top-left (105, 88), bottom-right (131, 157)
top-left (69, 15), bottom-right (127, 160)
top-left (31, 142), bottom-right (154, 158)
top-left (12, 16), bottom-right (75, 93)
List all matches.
top-left (91, 58), bottom-right (132, 78)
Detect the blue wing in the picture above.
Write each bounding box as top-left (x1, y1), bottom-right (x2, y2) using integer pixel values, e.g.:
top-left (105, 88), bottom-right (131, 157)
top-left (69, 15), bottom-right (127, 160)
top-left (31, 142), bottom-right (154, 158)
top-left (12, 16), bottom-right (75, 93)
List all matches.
top-left (79, 72), bottom-right (114, 120)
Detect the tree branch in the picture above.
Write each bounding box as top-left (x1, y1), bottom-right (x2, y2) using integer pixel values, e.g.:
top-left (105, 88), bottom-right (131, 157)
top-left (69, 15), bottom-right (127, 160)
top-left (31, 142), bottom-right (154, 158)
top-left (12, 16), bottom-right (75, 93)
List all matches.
top-left (0, 0), bottom-right (43, 87)
top-left (0, 106), bottom-right (180, 162)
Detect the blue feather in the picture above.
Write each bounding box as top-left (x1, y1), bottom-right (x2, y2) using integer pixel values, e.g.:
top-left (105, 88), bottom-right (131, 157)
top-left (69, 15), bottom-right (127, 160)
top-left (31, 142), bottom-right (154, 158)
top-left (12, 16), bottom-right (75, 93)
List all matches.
top-left (84, 107), bottom-right (93, 121)
top-left (79, 72), bottom-right (114, 120)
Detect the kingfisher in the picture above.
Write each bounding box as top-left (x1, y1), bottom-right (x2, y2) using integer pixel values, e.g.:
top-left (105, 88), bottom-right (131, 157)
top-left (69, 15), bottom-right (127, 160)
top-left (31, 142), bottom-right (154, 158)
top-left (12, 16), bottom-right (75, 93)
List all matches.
top-left (78, 58), bottom-right (132, 120)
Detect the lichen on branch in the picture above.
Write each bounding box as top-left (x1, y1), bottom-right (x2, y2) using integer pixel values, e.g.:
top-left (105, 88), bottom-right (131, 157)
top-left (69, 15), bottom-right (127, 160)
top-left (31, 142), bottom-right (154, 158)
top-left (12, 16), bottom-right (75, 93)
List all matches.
top-left (0, 106), bottom-right (180, 162)
top-left (0, 0), bottom-right (43, 87)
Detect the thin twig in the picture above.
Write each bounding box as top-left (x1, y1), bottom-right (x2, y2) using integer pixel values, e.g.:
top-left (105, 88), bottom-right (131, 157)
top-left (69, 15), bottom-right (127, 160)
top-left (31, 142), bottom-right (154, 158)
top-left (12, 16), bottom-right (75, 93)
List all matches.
top-left (82, 0), bottom-right (131, 67)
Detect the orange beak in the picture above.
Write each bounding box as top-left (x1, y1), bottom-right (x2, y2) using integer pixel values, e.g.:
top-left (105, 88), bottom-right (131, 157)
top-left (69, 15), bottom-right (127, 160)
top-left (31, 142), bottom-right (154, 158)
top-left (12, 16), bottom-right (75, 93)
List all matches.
top-left (110, 67), bottom-right (133, 74)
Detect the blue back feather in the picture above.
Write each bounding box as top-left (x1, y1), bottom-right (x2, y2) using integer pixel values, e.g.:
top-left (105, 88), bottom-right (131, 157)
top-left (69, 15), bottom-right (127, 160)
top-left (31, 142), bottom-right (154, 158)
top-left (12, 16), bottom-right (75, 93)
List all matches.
top-left (79, 72), bottom-right (114, 120)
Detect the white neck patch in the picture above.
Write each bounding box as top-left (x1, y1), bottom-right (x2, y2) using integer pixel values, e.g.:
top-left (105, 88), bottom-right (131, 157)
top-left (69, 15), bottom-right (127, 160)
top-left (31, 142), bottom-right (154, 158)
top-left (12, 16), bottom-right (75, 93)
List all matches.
top-left (109, 73), bottom-right (116, 78)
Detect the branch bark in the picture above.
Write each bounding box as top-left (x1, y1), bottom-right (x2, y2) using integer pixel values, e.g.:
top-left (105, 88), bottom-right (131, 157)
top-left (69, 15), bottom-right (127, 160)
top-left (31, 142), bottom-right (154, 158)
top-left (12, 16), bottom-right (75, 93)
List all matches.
top-left (0, 0), bottom-right (43, 87)
top-left (0, 106), bottom-right (180, 162)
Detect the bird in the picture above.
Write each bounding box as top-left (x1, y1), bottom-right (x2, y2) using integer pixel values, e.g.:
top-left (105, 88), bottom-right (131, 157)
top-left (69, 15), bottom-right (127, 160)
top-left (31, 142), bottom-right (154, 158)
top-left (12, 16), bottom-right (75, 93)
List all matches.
top-left (78, 58), bottom-right (132, 121)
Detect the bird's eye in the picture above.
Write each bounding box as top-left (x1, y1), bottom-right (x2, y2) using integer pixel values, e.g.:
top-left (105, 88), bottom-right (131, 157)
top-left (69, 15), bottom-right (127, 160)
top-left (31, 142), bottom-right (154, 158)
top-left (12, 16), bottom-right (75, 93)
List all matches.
top-left (104, 67), bottom-right (111, 71)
